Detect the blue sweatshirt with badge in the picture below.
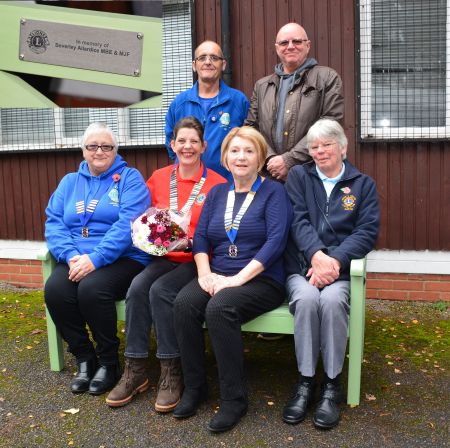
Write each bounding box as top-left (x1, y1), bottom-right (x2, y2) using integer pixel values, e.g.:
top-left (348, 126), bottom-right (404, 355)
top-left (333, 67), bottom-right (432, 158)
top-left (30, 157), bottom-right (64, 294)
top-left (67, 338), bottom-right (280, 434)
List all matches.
top-left (45, 154), bottom-right (151, 268)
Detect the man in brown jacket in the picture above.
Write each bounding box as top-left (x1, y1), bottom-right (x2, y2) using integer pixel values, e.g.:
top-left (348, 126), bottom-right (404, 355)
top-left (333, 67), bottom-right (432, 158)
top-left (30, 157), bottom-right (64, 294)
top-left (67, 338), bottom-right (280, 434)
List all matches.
top-left (245, 23), bottom-right (344, 181)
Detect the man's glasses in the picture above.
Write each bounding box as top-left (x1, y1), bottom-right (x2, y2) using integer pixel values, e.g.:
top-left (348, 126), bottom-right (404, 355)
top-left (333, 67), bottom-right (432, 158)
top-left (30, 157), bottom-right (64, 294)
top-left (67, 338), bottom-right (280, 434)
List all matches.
top-left (194, 54), bottom-right (224, 63)
top-left (85, 144), bottom-right (115, 152)
top-left (276, 38), bottom-right (309, 48)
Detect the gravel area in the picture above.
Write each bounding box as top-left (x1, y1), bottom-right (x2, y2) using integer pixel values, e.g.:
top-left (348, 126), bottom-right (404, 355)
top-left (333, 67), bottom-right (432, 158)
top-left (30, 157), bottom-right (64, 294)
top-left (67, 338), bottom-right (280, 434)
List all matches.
top-left (0, 286), bottom-right (448, 448)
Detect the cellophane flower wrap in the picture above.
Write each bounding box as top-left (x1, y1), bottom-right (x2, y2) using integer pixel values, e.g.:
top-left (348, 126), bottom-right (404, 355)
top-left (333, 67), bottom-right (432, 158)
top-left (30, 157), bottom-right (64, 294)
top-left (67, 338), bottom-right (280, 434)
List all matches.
top-left (132, 208), bottom-right (189, 256)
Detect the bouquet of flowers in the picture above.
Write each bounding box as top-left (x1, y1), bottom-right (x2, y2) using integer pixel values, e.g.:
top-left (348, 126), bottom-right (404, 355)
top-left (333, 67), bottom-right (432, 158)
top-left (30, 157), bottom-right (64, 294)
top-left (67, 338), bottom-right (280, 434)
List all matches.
top-left (132, 207), bottom-right (189, 256)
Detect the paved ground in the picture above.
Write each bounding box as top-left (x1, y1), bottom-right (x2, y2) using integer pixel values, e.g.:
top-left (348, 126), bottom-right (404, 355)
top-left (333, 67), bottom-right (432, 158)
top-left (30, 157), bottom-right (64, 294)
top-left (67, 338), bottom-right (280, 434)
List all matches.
top-left (0, 287), bottom-right (448, 448)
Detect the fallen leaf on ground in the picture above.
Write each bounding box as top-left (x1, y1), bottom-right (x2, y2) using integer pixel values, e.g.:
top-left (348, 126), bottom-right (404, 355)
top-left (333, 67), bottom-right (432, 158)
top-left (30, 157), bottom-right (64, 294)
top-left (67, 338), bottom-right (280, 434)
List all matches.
top-left (25, 345), bottom-right (33, 350)
top-left (394, 368), bottom-right (402, 374)
top-left (412, 319), bottom-right (419, 324)
top-left (63, 408), bottom-right (79, 415)
top-left (31, 329), bottom-right (44, 335)
top-left (267, 401), bottom-right (274, 406)
top-left (365, 393), bottom-right (376, 401)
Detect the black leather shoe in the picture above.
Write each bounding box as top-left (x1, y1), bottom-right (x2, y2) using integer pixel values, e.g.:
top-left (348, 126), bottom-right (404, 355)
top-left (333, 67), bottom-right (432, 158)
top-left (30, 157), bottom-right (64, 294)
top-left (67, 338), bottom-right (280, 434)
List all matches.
top-left (173, 386), bottom-right (207, 419)
top-left (282, 380), bottom-right (315, 424)
top-left (88, 364), bottom-right (121, 396)
top-left (313, 382), bottom-right (344, 429)
top-left (70, 358), bottom-right (98, 394)
top-left (207, 398), bottom-right (248, 433)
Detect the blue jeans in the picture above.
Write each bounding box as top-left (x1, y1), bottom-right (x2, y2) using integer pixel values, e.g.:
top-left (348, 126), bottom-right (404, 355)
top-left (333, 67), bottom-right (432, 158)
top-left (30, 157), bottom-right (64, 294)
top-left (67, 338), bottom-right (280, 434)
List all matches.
top-left (124, 257), bottom-right (196, 359)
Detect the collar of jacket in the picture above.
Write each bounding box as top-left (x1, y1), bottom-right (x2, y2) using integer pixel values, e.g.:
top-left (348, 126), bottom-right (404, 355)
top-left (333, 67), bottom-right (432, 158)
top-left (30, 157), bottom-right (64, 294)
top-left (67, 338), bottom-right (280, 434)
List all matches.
top-left (304, 159), bottom-right (361, 183)
top-left (267, 66), bottom-right (314, 89)
top-left (186, 79), bottom-right (231, 106)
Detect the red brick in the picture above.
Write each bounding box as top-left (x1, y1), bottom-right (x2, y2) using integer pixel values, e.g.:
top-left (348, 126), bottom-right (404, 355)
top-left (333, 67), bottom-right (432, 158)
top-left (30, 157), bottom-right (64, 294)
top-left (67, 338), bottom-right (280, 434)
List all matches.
top-left (0, 273), bottom-right (11, 281)
top-left (9, 273), bottom-right (34, 282)
top-left (377, 290), bottom-right (409, 300)
top-left (408, 291), bottom-right (441, 301)
top-left (441, 292), bottom-right (450, 301)
top-left (366, 289), bottom-right (379, 299)
top-left (20, 265), bottom-right (42, 275)
top-left (6, 265), bottom-right (22, 274)
top-left (366, 279), bottom-right (393, 289)
top-left (407, 274), bottom-right (446, 281)
top-left (392, 280), bottom-right (424, 291)
top-left (424, 281), bottom-right (450, 292)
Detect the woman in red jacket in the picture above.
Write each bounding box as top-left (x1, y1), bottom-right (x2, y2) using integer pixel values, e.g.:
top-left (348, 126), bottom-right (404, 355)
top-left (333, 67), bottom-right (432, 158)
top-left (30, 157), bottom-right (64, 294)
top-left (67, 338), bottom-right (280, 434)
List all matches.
top-left (106, 117), bottom-right (226, 411)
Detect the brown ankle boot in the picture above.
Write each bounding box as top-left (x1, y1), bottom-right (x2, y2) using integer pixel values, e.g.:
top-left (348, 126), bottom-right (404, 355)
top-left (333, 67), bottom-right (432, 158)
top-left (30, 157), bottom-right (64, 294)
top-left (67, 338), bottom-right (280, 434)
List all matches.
top-left (154, 358), bottom-right (184, 413)
top-left (106, 357), bottom-right (150, 407)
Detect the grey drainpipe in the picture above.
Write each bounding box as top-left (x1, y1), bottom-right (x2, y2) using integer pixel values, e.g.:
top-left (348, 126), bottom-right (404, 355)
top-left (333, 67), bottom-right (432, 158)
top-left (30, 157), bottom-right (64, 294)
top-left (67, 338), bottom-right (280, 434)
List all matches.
top-left (220, 0), bottom-right (232, 86)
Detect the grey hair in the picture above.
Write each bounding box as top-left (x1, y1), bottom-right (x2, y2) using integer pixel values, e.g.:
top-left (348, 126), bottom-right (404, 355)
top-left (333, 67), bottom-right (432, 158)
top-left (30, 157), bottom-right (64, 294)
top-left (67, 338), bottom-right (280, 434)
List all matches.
top-left (81, 122), bottom-right (118, 152)
top-left (306, 119), bottom-right (348, 152)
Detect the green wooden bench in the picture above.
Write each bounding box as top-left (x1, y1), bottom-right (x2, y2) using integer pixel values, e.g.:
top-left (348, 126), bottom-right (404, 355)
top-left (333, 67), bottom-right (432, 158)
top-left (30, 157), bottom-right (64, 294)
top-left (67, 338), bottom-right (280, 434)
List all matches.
top-left (38, 250), bottom-right (367, 406)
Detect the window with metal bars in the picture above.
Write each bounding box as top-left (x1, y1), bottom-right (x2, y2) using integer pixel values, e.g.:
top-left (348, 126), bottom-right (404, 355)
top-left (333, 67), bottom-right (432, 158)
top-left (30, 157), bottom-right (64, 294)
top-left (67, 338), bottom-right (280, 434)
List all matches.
top-left (359, 0), bottom-right (449, 140)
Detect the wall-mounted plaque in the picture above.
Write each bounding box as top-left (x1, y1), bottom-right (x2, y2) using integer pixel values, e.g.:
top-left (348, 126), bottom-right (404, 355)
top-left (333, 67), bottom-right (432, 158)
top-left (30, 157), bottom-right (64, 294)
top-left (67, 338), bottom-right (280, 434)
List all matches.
top-left (19, 19), bottom-right (143, 76)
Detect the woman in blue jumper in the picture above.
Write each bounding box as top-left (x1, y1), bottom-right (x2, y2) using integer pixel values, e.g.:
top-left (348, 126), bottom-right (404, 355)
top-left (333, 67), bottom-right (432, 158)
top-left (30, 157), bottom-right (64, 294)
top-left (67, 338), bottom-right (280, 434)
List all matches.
top-left (173, 126), bottom-right (292, 433)
top-left (44, 122), bottom-right (150, 396)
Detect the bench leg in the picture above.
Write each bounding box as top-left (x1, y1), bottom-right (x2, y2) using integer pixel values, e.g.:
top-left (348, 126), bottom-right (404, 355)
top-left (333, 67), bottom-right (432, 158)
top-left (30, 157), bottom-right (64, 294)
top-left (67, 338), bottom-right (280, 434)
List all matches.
top-left (45, 306), bottom-right (65, 371)
top-left (347, 261), bottom-right (366, 407)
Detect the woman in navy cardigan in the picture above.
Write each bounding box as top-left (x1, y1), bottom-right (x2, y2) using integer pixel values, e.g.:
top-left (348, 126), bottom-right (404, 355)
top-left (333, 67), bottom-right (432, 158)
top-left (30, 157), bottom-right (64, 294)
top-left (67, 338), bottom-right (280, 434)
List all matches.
top-left (173, 126), bottom-right (292, 433)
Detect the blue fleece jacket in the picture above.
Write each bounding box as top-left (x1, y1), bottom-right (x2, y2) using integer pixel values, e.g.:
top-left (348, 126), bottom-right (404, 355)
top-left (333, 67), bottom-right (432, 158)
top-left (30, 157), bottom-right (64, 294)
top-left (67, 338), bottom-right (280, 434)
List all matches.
top-left (45, 154), bottom-right (151, 268)
top-left (284, 160), bottom-right (380, 280)
top-left (165, 80), bottom-right (249, 180)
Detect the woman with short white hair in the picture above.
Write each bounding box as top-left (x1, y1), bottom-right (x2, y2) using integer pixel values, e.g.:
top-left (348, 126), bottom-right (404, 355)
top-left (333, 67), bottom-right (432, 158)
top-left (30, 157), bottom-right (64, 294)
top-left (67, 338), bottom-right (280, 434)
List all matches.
top-left (44, 122), bottom-right (150, 396)
top-left (283, 119), bottom-right (379, 429)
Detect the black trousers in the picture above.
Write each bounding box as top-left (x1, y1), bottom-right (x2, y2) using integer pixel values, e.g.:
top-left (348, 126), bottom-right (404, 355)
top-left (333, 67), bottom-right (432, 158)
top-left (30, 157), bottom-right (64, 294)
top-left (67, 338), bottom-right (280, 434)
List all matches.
top-left (44, 258), bottom-right (144, 365)
top-left (174, 275), bottom-right (285, 400)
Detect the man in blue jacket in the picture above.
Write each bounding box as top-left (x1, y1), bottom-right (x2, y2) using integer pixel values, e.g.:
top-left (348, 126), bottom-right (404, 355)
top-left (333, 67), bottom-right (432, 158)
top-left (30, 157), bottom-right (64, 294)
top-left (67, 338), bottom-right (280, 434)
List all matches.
top-left (283, 119), bottom-right (379, 429)
top-left (165, 40), bottom-right (249, 179)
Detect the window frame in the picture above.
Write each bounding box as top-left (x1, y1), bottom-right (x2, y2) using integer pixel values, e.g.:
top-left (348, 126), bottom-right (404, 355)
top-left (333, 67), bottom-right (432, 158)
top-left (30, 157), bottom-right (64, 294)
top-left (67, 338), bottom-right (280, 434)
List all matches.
top-left (359, 0), bottom-right (450, 140)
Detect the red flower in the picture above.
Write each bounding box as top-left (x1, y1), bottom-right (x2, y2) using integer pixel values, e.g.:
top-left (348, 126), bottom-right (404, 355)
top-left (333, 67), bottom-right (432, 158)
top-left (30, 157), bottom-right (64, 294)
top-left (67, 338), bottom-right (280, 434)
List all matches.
top-left (112, 173), bottom-right (121, 182)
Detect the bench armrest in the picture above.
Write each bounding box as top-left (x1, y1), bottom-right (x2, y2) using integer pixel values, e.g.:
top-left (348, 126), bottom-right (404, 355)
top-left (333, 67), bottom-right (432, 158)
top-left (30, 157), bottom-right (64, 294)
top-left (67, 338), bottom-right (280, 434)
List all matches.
top-left (37, 248), bottom-right (56, 284)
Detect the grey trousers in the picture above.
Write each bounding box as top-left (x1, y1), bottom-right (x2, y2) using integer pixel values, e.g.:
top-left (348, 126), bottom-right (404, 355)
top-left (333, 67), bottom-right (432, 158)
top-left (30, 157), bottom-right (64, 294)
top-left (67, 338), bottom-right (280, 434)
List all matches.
top-left (286, 274), bottom-right (350, 379)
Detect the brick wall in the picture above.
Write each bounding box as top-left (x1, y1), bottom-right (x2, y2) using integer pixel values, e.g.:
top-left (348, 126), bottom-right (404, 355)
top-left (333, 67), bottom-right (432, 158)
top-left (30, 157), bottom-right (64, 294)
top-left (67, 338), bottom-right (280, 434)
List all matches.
top-left (1, 259), bottom-right (449, 301)
top-left (0, 259), bottom-right (43, 289)
top-left (367, 273), bottom-right (450, 301)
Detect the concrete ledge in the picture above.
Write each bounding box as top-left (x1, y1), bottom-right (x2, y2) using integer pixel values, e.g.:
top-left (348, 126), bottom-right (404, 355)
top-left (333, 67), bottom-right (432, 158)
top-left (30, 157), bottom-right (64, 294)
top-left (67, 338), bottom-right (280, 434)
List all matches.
top-left (367, 250), bottom-right (450, 275)
top-left (0, 240), bottom-right (47, 260)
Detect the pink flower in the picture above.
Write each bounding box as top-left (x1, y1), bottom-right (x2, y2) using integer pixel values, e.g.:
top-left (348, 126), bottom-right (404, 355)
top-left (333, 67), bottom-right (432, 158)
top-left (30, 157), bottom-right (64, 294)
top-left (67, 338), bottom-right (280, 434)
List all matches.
top-left (156, 224), bottom-right (166, 233)
top-left (112, 173), bottom-right (121, 182)
top-left (162, 240), bottom-right (171, 248)
top-left (154, 237), bottom-right (162, 246)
